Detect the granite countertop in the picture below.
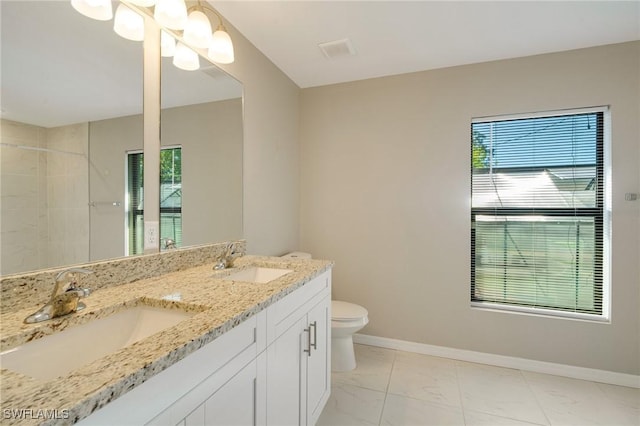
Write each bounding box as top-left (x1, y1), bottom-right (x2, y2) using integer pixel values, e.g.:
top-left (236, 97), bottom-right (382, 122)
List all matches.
top-left (0, 255), bottom-right (333, 425)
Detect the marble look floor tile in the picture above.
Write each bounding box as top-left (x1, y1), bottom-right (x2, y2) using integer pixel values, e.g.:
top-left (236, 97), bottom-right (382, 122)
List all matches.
top-left (380, 394), bottom-right (465, 425)
top-left (388, 351), bottom-right (462, 408)
top-left (316, 383), bottom-right (386, 426)
top-left (463, 409), bottom-right (548, 425)
top-left (523, 372), bottom-right (640, 426)
top-left (595, 382), bottom-right (640, 410)
top-left (332, 344), bottom-right (396, 392)
top-left (456, 362), bottom-right (548, 425)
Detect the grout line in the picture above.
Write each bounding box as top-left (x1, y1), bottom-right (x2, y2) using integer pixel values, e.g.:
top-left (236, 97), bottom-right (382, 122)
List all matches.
top-left (454, 360), bottom-right (469, 425)
top-left (377, 347), bottom-right (397, 426)
top-left (519, 369), bottom-right (552, 426)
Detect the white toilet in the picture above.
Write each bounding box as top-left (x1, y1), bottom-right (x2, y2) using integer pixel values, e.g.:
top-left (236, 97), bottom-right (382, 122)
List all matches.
top-left (281, 252), bottom-right (369, 372)
top-left (330, 300), bottom-right (368, 371)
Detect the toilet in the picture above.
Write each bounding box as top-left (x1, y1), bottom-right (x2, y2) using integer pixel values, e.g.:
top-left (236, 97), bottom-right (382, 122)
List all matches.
top-left (330, 300), bottom-right (368, 371)
top-left (281, 252), bottom-right (369, 372)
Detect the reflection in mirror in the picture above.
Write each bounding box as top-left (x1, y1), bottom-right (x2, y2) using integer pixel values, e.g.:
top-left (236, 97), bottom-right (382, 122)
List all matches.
top-left (1, 1), bottom-right (142, 275)
top-left (0, 2), bottom-right (244, 275)
top-left (156, 50), bottom-right (243, 251)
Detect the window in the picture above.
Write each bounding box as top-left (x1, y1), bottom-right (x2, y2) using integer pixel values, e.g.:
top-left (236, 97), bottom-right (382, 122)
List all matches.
top-left (127, 147), bottom-right (182, 255)
top-left (470, 108), bottom-right (609, 319)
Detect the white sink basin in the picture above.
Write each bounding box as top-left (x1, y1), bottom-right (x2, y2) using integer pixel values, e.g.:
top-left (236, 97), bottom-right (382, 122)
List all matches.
top-left (0, 305), bottom-right (195, 381)
top-left (223, 267), bottom-right (293, 283)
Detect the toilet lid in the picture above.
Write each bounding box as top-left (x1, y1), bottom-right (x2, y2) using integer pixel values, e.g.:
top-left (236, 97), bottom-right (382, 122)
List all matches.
top-left (332, 300), bottom-right (368, 321)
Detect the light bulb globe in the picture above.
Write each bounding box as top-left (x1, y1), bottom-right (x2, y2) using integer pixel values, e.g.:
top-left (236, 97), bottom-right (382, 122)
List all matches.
top-left (184, 10), bottom-right (212, 49)
top-left (71, 0), bottom-right (113, 21)
top-left (173, 42), bottom-right (200, 71)
top-left (208, 28), bottom-right (234, 64)
top-left (114, 4), bottom-right (145, 41)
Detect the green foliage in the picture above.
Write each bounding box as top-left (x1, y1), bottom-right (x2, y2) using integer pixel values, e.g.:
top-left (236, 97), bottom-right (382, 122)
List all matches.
top-left (472, 130), bottom-right (490, 169)
top-left (160, 148), bottom-right (182, 183)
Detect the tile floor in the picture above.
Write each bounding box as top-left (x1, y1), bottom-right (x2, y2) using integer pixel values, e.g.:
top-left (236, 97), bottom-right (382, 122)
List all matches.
top-left (317, 344), bottom-right (639, 426)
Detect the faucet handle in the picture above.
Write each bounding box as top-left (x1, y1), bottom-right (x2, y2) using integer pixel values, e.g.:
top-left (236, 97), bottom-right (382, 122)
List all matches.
top-left (53, 268), bottom-right (93, 297)
top-left (55, 267), bottom-right (94, 282)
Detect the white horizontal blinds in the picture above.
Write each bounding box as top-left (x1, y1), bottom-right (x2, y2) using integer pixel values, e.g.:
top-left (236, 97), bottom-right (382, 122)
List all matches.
top-left (127, 152), bottom-right (145, 256)
top-left (471, 111), bottom-right (604, 315)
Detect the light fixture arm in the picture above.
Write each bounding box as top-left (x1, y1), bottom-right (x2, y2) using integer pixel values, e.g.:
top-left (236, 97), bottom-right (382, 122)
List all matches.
top-left (189, 1), bottom-right (227, 31)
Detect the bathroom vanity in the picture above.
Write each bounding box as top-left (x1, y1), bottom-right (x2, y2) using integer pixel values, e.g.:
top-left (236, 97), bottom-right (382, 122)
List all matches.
top-left (0, 244), bottom-right (332, 425)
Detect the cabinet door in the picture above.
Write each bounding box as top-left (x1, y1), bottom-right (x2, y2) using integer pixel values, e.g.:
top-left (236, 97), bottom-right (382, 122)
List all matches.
top-left (201, 359), bottom-right (258, 426)
top-left (305, 296), bottom-right (330, 425)
top-left (266, 317), bottom-right (306, 426)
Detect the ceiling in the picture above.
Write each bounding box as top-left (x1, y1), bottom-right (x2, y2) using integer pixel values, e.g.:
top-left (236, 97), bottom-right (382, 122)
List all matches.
top-left (212, 0), bottom-right (640, 88)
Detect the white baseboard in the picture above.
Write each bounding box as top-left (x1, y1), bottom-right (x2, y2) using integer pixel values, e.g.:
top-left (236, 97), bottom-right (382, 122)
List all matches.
top-left (353, 333), bottom-right (640, 389)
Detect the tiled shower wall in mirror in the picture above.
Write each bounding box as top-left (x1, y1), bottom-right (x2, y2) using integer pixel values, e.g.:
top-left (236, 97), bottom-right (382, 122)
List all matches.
top-left (1, 119), bottom-right (89, 275)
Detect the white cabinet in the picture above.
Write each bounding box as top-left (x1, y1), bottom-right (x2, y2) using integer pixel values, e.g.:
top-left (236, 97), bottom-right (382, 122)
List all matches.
top-left (78, 269), bottom-right (331, 426)
top-left (305, 296), bottom-right (331, 425)
top-left (175, 355), bottom-right (263, 426)
top-left (266, 270), bottom-right (331, 426)
top-left (79, 310), bottom-right (266, 426)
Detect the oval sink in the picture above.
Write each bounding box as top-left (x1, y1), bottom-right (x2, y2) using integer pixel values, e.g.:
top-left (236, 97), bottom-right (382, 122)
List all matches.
top-left (0, 305), bottom-right (195, 381)
top-left (223, 267), bottom-right (293, 283)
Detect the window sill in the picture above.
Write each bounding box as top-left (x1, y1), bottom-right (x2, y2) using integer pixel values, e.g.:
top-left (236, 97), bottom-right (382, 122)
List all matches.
top-left (471, 301), bottom-right (610, 323)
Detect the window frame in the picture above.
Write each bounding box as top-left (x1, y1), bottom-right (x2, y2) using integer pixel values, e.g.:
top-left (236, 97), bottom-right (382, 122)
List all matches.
top-left (470, 106), bottom-right (611, 321)
top-left (125, 145), bottom-right (183, 256)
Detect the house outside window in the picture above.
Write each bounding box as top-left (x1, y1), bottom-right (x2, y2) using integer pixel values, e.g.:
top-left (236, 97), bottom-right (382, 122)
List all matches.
top-left (127, 147), bottom-right (182, 255)
top-left (470, 107), bottom-right (610, 320)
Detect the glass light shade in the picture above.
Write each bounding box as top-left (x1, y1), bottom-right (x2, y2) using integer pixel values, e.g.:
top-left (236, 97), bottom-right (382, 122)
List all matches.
top-left (128, 0), bottom-right (157, 6)
top-left (173, 42), bottom-right (200, 71)
top-left (114, 4), bottom-right (144, 41)
top-left (208, 27), bottom-right (234, 64)
top-left (154, 0), bottom-right (188, 30)
top-left (71, 0), bottom-right (113, 21)
top-left (161, 31), bottom-right (176, 57)
top-left (183, 10), bottom-right (212, 48)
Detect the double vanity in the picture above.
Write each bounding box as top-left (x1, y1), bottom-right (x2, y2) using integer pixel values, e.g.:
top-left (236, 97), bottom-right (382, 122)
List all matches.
top-left (0, 243), bottom-right (333, 425)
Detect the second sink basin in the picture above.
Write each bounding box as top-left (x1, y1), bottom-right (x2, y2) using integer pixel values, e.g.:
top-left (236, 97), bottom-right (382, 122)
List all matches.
top-left (223, 266), bottom-right (293, 283)
top-left (0, 305), bottom-right (196, 381)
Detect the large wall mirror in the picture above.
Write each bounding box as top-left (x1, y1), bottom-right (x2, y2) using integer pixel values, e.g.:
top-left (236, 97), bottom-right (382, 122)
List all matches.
top-left (1, 1), bottom-right (243, 275)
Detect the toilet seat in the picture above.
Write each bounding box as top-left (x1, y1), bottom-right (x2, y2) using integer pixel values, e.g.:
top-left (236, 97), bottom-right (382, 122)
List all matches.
top-left (332, 300), bottom-right (368, 321)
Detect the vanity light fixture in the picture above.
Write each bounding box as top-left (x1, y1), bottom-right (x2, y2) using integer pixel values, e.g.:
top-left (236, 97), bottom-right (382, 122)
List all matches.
top-left (161, 30), bottom-right (177, 57)
top-left (114, 3), bottom-right (145, 41)
top-left (127, 0), bottom-right (158, 6)
top-left (183, 9), bottom-right (212, 48)
top-left (71, 0), bottom-right (113, 21)
top-left (154, 0), bottom-right (188, 30)
top-left (173, 41), bottom-right (200, 71)
top-left (183, 1), bottom-right (235, 64)
top-left (208, 21), bottom-right (234, 64)
top-left (70, 0), bottom-right (234, 66)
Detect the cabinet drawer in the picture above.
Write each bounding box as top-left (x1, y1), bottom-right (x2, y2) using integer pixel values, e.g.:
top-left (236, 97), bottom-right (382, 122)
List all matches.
top-left (266, 270), bottom-right (331, 345)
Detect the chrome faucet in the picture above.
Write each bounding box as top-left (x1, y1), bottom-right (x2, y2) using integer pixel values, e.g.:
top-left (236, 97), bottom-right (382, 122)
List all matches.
top-left (213, 243), bottom-right (245, 270)
top-left (162, 238), bottom-right (177, 250)
top-left (24, 268), bottom-right (93, 324)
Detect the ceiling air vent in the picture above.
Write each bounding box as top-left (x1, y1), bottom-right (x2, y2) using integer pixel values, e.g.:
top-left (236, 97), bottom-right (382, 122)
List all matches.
top-left (200, 64), bottom-right (226, 80)
top-left (318, 38), bottom-right (356, 59)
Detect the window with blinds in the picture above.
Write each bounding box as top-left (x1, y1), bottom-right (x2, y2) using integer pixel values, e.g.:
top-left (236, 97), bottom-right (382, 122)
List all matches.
top-left (470, 108), bottom-right (609, 319)
top-left (126, 147), bottom-right (182, 255)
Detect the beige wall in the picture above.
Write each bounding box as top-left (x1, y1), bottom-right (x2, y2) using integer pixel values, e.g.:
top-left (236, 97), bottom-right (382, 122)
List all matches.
top-left (161, 99), bottom-right (243, 246)
top-left (89, 114), bottom-right (142, 261)
top-left (89, 99), bottom-right (243, 260)
top-left (299, 42), bottom-right (640, 375)
top-left (215, 23), bottom-right (301, 256)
